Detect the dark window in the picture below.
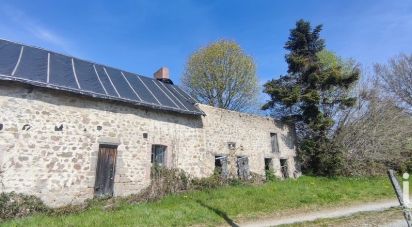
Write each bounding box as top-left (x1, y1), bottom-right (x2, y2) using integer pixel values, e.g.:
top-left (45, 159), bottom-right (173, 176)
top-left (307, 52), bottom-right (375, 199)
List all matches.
top-left (264, 158), bottom-right (273, 171)
top-left (264, 158), bottom-right (274, 180)
top-left (151, 145), bottom-right (166, 166)
top-left (280, 158), bottom-right (289, 178)
top-left (270, 133), bottom-right (279, 153)
top-left (237, 156), bottom-right (250, 180)
top-left (215, 155), bottom-right (228, 178)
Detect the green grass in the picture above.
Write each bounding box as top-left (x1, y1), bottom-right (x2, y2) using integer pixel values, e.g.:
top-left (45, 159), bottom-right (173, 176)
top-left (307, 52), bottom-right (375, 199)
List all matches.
top-left (2, 176), bottom-right (397, 227)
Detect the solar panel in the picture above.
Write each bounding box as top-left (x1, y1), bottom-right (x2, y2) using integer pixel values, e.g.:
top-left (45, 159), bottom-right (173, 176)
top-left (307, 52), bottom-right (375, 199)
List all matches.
top-left (0, 39), bottom-right (204, 115)
top-left (72, 59), bottom-right (106, 94)
top-left (14, 46), bottom-right (48, 82)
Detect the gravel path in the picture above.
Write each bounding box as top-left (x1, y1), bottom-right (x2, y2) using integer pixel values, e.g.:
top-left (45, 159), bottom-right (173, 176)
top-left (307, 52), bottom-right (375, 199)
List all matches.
top-left (380, 219), bottom-right (408, 227)
top-left (240, 200), bottom-right (399, 227)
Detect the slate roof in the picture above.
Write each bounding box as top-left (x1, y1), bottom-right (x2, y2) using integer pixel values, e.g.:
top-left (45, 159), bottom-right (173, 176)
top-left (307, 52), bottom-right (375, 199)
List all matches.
top-left (0, 39), bottom-right (204, 115)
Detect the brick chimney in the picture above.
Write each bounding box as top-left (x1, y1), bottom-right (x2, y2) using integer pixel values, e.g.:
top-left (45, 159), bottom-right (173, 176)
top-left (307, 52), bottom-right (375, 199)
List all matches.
top-left (154, 67), bottom-right (169, 80)
top-left (153, 67), bottom-right (173, 84)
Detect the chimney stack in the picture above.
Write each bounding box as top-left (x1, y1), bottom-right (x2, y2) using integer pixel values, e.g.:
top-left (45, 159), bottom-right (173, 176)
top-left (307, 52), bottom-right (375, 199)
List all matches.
top-left (154, 67), bottom-right (169, 80)
top-left (153, 67), bottom-right (173, 84)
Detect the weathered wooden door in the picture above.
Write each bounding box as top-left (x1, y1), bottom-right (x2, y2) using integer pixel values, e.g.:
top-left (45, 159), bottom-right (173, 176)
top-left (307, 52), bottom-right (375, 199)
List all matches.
top-left (94, 145), bottom-right (117, 197)
top-left (237, 156), bottom-right (250, 180)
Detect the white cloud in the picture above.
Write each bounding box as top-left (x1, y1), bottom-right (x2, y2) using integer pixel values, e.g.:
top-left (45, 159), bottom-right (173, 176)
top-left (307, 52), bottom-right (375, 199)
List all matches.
top-left (0, 4), bottom-right (73, 54)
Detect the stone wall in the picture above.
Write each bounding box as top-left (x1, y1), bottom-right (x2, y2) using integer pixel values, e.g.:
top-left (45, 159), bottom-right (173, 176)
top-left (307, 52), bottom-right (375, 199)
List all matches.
top-left (0, 82), bottom-right (297, 207)
top-left (199, 104), bottom-right (297, 178)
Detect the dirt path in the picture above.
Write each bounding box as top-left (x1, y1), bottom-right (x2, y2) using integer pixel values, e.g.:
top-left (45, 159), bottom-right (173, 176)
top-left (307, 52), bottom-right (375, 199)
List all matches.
top-left (381, 219), bottom-right (408, 227)
top-left (239, 200), bottom-right (399, 227)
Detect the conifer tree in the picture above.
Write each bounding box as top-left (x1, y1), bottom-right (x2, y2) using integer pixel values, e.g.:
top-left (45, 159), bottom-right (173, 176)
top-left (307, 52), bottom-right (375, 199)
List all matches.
top-left (263, 19), bottom-right (360, 175)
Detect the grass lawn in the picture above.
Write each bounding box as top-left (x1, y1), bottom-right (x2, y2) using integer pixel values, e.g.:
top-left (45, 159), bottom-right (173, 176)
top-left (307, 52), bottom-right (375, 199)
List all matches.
top-left (2, 176), bottom-right (398, 226)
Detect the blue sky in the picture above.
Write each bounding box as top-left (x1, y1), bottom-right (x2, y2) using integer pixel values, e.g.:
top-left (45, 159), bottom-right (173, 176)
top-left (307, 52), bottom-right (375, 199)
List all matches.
top-left (1, 0), bottom-right (411, 87)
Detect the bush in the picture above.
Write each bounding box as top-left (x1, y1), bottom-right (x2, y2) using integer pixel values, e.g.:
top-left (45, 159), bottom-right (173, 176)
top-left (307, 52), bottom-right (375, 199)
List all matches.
top-left (299, 138), bottom-right (344, 176)
top-left (191, 174), bottom-right (225, 190)
top-left (50, 204), bottom-right (86, 216)
top-left (0, 192), bottom-right (49, 220)
top-left (265, 169), bottom-right (276, 181)
top-left (127, 167), bottom-right (266, 203)
top-left (1, 168), bottom-right (268, 221)
top-left (127, 166), bottom-right (191, 203)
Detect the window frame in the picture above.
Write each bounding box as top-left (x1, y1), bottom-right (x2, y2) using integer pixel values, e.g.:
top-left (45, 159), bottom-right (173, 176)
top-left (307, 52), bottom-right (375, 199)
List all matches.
top-left (214, 155), bottom-right (229, 178)
top-left (151, 144), bottom-right (167, 166)
top-left (264, 158), bottom-right (273, 171)
top-left (270, 132), bottom-right (279, 153)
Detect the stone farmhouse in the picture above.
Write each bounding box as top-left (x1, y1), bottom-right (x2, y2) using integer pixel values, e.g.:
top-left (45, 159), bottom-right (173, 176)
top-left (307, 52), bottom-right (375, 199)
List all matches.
top-left (0, 39), bottom-right (298, 207)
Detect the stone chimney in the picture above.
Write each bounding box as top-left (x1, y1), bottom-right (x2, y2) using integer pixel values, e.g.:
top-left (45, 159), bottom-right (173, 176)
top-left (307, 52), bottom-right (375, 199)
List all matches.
top-left (153, 67), bottom-right (173, 84)
top-left (154, 67), bottom-right (169, 80)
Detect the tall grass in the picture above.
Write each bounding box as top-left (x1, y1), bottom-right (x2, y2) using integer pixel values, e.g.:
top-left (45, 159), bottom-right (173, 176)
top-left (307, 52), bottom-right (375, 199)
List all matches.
top-left (2, 176), bottom-right (398, 226)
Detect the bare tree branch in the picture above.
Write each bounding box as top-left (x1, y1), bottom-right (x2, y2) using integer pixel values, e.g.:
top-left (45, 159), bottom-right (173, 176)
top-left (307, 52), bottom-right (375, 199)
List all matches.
top-left (375, 54), bottom-right (412, 111)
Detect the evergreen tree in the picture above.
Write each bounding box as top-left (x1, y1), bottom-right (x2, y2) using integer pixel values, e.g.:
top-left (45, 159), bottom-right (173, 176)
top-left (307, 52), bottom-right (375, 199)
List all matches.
top-left (262, 19), bottom-right (359, 175)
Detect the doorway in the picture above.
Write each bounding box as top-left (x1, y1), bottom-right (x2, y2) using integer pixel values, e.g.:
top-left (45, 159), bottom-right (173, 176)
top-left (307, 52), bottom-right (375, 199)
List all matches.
top-left (215, 155), bottom-right (228, 178)
top-left (280, 158), bottom-right (288, 179)
top-left (237, 156), bottom-right (250, 180)
top-left (264, 158), bottom-right (274, 180)
top-left (264, 158), bottom-right (273, 171)
top-left (94, 144), bottom-right (118, 197)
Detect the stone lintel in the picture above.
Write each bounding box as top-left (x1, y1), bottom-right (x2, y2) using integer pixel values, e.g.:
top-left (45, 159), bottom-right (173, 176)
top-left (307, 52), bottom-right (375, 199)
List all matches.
top-left (97, 137), bottom-right (121, 146)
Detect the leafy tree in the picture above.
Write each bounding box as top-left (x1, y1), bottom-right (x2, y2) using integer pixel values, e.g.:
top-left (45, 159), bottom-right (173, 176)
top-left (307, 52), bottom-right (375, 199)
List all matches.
top-left (262, 20), bottom-right (360, 175)
top-left (182, 40), bottom-right (258, 112)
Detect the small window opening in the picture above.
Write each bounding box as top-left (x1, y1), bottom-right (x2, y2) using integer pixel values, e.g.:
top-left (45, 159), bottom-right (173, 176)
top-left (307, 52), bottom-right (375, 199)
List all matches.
top-left (22, 124), bottom-right (32, 131)
top-left (270, 133), bottom-right (279, 153)
top-left (214, 155), bottom-right (228, 178)
top-left (151, 145), bottom-right (166, 166)
top-left (264, 158), bottom-right (274, 180)
top-left (280, 159), bottom-right (289, 178)
top-left (55, 124), bottom-right (63, 131)
top-left (264, 158), bottom-right (272, 171)
top-left (228, 142), bottom-right (236, 150)
top-left (237, 156), bottom-right (250, 180)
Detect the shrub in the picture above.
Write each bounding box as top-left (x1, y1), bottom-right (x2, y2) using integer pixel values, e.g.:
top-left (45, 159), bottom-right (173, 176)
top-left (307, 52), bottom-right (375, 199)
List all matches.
top-left (265, 169), bottom-right (276, 181)
top-left (0, 192), bottom-right (49, 220)
top-left (127, 166), bottom-right (191, 203)
top-left (50, 204), bottom-right (86, 216)
top-left (1, 168), bottom-right (268, 221)
top-left (191, 174), bottom-right (225, 190)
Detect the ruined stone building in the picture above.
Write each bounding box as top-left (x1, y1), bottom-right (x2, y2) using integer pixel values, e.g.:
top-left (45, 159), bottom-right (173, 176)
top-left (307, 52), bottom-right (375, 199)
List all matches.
top-left (0, 39), bottom-right (298, 207)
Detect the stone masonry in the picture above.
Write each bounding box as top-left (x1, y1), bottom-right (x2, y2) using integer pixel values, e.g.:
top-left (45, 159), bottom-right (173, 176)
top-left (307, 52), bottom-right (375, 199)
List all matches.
top-left (0, 81), bottom-right (297, 207)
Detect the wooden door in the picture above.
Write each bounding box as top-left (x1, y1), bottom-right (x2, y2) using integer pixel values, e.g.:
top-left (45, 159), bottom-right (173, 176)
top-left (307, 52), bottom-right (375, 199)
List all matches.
top-left (94, 145), bottom-right (117, 197)
top-left (237, 156), bottom-right (250, 180)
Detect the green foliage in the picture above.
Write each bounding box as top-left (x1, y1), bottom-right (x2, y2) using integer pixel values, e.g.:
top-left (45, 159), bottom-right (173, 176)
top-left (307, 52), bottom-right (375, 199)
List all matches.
top-left (265, 169), bottom-right (276, 181)
top-left (262, 19), bottom-right (360, 176)
top-left (191, 174), bottom-right (225, 190)
top-left (2, 176), bottom-right (395, 226)
top-left (129, 166), bottom-right (191, 203)
top-left (0, 192), bottom-right (49, 220)
top-left (182, 40), bottom-right (259, 112)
